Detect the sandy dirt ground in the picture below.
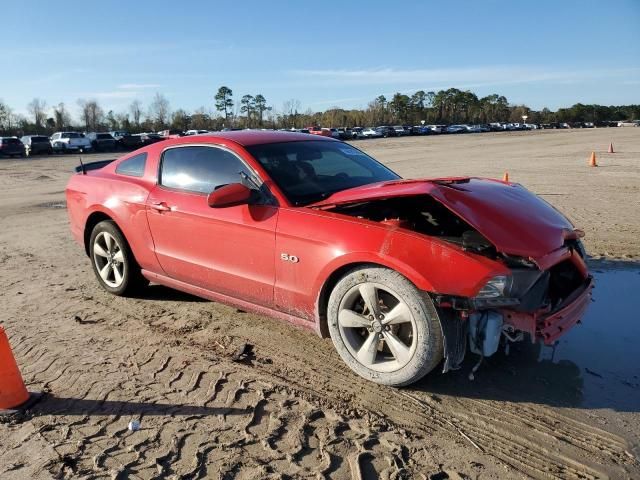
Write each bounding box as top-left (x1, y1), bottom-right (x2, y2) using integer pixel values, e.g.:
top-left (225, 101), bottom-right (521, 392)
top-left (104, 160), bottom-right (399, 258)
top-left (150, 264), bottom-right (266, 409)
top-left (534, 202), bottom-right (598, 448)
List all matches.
top-left (0, 128), bottom-right (639, 479)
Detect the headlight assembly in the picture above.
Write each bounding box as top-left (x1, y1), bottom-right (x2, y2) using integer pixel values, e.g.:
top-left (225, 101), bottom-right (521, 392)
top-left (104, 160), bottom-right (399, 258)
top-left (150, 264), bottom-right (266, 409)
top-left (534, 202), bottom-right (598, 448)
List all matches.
top-left (476, 275), bottom-right (511, 298)
top-left (472, 275), bottom-right (520, 308)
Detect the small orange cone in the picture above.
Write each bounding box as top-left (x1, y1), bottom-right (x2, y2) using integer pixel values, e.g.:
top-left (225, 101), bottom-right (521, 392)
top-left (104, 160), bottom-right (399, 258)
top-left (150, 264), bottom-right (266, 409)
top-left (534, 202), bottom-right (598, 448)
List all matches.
top-left (589, 152), bottom-right (598, 167)
top-left (503, 171), bottom-right (509, 182)
top-left (0, 326), bottom-right (42, 415)
top-left (608, 142), bottom-right (615, 153)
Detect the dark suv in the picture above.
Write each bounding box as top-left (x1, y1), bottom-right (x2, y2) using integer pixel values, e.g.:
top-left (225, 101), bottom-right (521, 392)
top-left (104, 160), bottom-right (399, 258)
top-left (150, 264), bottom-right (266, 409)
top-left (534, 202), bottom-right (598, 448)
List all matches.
top-left (375, 126), bottom-right (398, 137)
top-left (86, 132), bottom-right (117, 151)
top-left (21, 135), bottom-right (53, 156)
top-left (0, 137), bottom-right (26, 157)
top-left (110, 131), bottom-right (144, 150)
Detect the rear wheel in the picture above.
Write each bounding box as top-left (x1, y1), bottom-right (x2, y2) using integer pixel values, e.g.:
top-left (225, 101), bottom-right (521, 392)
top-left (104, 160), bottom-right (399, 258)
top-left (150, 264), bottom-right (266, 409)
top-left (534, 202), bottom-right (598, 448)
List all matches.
top-left (89, 220), bottom-right (148, 296)
top-left (327, 266), bottom-right (444, 386)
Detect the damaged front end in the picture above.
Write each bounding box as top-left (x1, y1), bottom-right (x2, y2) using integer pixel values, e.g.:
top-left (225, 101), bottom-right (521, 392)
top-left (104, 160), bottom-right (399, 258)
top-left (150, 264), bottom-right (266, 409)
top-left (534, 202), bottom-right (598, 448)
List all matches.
top-left (434, 249), bottom-right (593, 371)
top-left (321, 180), bottom-right (594, 373)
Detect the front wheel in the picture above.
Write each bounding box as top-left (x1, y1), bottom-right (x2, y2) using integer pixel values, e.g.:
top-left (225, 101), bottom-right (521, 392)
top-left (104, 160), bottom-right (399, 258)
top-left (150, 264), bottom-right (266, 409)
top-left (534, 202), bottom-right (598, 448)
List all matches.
top-left (89, 220), bottom-right (148, 296)
top-left (327, 266), bottom-right (444, 386)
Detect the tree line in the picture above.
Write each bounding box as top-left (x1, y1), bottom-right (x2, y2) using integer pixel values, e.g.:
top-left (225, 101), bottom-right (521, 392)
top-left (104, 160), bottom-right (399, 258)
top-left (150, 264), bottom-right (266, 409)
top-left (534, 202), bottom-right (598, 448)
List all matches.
top-left (0, 85), bottom-right (638, 136)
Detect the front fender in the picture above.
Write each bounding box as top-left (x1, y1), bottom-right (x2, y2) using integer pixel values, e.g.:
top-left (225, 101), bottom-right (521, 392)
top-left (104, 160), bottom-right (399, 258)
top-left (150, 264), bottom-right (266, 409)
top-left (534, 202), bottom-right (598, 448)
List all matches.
top-left (312, 250), bottom-right (438, 302)
top-left (274, 207), bottom-right (508, 328)
top-left (309, 233), bottom-right (508, 338)
top-left (313, 228), bottom-right (508, 298)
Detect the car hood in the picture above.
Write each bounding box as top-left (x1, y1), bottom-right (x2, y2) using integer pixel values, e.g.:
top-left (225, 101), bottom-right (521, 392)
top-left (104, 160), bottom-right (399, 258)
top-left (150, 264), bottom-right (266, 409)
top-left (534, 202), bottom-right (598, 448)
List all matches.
top-left (311, 178), bottom-right (576, 259)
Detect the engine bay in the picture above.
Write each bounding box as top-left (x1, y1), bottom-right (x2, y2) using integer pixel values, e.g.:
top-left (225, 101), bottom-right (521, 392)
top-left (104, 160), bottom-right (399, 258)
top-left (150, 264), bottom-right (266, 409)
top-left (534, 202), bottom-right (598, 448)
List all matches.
top-left (328, 194), bottom-right (496, 254)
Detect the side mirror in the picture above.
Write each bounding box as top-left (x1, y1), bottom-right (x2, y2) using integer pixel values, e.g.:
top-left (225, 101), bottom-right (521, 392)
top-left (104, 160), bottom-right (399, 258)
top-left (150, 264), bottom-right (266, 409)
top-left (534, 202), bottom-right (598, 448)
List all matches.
top-left (207, 183), bottom-right (252, 208)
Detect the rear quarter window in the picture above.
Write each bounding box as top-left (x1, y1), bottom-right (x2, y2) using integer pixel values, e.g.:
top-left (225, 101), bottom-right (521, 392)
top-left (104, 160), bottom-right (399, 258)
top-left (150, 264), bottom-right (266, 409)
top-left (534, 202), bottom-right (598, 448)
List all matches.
top-left (115, 153), bottom-right (147, 177)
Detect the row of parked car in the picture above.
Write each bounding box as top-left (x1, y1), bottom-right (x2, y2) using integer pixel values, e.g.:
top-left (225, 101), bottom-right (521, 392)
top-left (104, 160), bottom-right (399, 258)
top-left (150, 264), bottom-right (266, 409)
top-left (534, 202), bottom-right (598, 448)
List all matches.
top-left (300, 121), bottom-right (585, 140)
top-left (0, 130), bottom-right (179, 157)
top-left (0, 127), bottom-right (283, 157)
top-left (1, 119), bottom-right (637, 158)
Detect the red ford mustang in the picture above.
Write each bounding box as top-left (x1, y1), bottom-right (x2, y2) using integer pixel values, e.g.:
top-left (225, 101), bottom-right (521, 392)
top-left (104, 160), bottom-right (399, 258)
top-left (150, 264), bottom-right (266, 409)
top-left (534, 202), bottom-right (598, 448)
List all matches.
top-left (66, 131), bottom-right (593, 386)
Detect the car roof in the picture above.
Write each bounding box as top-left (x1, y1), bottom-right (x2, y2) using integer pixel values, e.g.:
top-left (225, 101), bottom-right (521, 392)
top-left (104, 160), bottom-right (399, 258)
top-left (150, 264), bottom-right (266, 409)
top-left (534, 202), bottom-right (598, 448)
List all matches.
top-left (182, 130), bottom-right (337, 146)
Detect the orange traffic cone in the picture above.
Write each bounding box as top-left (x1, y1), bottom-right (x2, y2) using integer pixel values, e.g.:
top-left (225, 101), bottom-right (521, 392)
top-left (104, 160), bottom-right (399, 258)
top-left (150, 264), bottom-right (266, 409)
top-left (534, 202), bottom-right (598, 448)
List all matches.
top-left (0, 326), bottom-right (42, 415)
top-left (589, 152), bottom-right (598, 167)
top-left (608, 142), bottom-right (615, 153)
top-left (503, 171), bottom-right (509, 182)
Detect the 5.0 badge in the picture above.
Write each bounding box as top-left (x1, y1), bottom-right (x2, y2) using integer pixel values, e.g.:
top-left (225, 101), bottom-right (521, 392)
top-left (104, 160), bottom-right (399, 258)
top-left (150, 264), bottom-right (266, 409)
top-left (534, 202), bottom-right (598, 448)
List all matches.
top-left (280, 253), bottom-right (299, 263)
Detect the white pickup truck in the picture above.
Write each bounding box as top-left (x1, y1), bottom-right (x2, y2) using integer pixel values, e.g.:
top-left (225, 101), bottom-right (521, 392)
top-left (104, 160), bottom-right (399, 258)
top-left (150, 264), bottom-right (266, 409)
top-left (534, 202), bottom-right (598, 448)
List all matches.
top-left (50, 132), bottom-right (92, 153)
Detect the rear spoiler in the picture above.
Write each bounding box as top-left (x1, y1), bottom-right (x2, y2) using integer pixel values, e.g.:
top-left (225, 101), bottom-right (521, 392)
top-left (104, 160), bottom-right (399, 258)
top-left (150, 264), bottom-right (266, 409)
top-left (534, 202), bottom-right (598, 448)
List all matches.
top-left (74, 158), bottom-right (115, 174)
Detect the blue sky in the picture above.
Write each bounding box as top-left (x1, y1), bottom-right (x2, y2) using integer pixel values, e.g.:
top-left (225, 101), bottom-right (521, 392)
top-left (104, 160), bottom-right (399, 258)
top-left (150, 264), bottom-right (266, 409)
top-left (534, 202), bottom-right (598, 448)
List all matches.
top-left (4, 0), bottom-right (639, 118)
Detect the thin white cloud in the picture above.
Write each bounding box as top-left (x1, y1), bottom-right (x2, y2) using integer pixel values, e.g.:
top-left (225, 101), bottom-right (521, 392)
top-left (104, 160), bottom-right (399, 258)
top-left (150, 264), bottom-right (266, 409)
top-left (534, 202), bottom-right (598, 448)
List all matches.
top-left (118, 83), bottom-right (162, 89)
top-left (307, 96), bottom-right (375, 107)
top-left (289, 66), bottom-right (640, 88)
top-left (85, 91), bottom-right (140, 99)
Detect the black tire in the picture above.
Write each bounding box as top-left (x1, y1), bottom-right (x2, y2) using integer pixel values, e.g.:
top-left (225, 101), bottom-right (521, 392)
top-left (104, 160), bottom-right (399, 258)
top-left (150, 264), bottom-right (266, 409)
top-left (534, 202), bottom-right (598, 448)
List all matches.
top-left (327, 266), bottom-right (444, 387)
top-left (89, 220), bottom-right (148, 296)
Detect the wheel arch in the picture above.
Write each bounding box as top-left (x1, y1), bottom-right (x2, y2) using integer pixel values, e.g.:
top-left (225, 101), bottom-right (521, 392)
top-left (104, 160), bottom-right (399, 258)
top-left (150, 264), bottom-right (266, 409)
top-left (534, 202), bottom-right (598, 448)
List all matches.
top-left (83, 210), bottom-right (121, 256)
top-left (314, 257), bottom-right (436, 338)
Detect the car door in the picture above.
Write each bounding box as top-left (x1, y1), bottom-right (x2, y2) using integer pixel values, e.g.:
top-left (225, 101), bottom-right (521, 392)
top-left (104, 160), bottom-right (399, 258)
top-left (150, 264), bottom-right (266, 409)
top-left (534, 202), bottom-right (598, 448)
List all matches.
top-left (146, 144), bottom-right (278, 308)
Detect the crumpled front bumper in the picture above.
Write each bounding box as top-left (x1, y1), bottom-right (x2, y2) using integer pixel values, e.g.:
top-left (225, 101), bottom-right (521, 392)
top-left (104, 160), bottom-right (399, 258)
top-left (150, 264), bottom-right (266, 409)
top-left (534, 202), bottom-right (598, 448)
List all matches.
top-left (537, 276), bottom-right (594, 344)
top-left (502, 275), bottom-right (594, 345)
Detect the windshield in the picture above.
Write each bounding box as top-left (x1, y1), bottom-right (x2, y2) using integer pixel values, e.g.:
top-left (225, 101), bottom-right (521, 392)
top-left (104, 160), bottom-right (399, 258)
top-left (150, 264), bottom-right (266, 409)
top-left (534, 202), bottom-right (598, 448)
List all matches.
top-left (246, 140), bottom-right (400, 206)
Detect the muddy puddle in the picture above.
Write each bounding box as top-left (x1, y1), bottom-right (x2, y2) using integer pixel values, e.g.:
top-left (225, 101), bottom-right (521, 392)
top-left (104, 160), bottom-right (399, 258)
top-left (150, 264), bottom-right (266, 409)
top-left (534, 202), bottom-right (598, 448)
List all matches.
top-left (538, 268), bottom-right (640, 411)
top-left (414, 268), bottom-right (640, 413)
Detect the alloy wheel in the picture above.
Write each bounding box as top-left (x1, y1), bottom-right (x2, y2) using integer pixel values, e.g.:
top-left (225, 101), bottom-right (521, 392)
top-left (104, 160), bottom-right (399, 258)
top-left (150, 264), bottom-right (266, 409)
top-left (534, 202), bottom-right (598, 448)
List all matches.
top-left (337, 282), bottom-right (417, 373)
top-left (93, 232), bottom-right (125, 288)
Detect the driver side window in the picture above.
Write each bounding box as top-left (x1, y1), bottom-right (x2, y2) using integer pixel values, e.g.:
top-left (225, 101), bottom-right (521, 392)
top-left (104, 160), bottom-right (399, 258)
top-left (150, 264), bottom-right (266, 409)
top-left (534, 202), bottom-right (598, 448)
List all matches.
top-left (160, 146), bottom-right (250, 193)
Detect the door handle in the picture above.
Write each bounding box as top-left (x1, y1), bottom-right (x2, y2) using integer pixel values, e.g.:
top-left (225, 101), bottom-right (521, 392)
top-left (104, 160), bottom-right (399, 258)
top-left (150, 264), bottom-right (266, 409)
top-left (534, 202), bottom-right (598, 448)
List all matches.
top-left (150, 202), bottom-right (171, 212)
